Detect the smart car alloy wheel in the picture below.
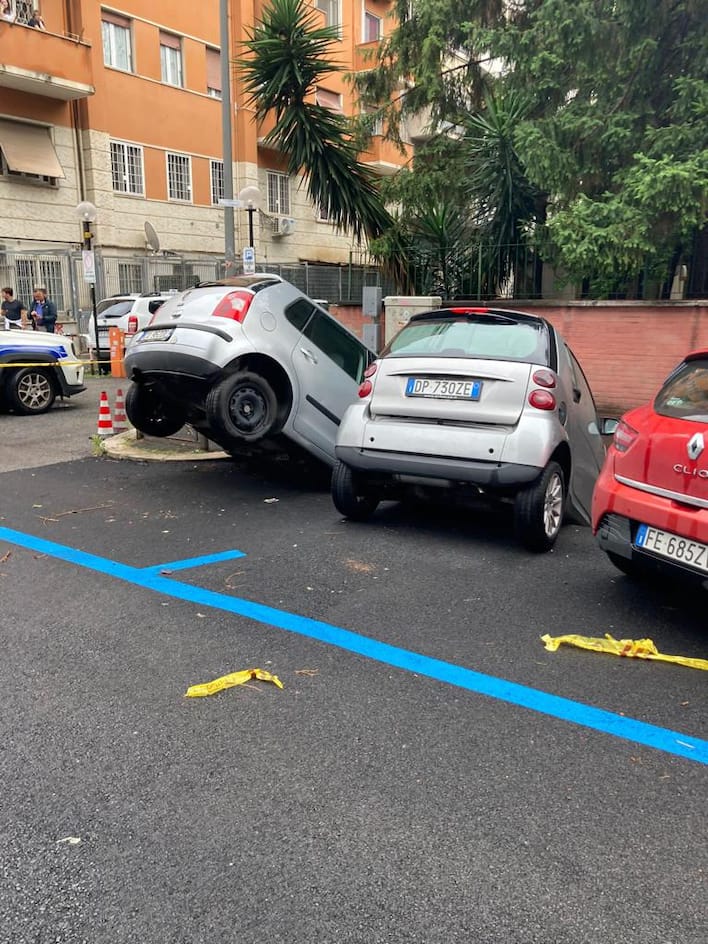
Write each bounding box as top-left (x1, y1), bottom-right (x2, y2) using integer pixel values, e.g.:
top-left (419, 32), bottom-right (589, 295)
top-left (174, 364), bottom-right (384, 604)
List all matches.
top-left (514, 461), bottom-right (565, 552)
top-left (331, 460), bottom-right (380, 521)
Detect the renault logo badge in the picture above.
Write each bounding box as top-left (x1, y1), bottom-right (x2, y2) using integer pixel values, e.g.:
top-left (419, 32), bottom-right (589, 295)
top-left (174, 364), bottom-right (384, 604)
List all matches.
top-left (687, 432), bottom-right (705, 460)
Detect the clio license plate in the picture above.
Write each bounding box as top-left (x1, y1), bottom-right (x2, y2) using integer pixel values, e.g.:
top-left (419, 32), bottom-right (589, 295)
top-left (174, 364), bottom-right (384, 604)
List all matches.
top-left (635, 524), bottom-right (708, 572)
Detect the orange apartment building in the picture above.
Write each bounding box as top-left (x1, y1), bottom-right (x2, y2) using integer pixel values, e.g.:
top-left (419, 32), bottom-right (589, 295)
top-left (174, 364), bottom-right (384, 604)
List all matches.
top-left (0, 0), bottom-right (409, 311)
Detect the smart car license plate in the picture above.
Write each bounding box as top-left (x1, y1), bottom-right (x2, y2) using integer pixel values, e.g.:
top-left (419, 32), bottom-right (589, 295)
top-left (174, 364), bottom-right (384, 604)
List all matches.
top-left (635, 524), bottom-right (708, 572)
top-left (141, 328), bottom-right (174, 342)
top-left (405, 378), bottom-right (482, 400)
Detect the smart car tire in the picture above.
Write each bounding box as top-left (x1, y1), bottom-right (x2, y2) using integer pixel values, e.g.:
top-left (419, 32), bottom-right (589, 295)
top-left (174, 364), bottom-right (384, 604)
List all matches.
top-left (514, 461), bottom-right (565, 552)
top-left (125, 383), bottom-right (186, 437)
top-left (7, 367), bottom-right (56, 415)
top-left (206, 372), bottom-right (279, 443)
top-left (331, 460), bottom-right (380, 521)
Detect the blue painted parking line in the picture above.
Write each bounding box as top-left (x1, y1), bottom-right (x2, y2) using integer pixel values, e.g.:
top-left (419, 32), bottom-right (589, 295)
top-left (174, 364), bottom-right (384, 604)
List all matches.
top-left (1, 524), bottom-right (706, 767)
top-left (142, 548), bottom-right (246, 574)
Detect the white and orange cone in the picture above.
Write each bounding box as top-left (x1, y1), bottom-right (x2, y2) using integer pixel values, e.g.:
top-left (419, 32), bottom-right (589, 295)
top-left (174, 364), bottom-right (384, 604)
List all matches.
top-left (113, 388), bottom-right (128, 434)
top-left (97, 390), bottom-right (114, 437)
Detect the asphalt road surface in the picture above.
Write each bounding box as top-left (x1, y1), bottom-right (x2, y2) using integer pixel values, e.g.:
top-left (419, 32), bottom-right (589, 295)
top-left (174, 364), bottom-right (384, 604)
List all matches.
top-left (0, 400), bottom-right (706, 944)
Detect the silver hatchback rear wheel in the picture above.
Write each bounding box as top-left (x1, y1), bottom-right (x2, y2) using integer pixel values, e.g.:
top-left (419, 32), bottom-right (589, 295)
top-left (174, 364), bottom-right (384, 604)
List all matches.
top-left (514, 461), bottom-right (565, 553)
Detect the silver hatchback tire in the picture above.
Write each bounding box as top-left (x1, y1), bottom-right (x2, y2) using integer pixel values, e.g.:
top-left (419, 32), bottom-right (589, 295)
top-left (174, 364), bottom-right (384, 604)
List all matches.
top-left (514, 461), bottom-right (565, 553)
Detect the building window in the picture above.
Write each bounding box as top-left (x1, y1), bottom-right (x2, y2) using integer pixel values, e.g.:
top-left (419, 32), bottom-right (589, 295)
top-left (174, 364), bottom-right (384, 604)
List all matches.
top-left (267, 171), bottom-right (290, 216)
top-left (206, 47), bottom-right (222, 99)
top-left (102, 12), bottom-right (133, 72)
top-left (316, 200), bottom-right (330, 222)
top-left (118, 262), bottom-right (142, 294)
top-left (15, 258), bottom-right (65, 311)
top-left (362, 105), bottom-right (383, 136)
top-left (364, 11), bottom-right (382, 42)
top-left (167, 152), bottom-right (192, 201)
top-left (316, 0), bottom-right (340, 29)
top-left (210, 159), bottom-right (224, 205)
top-left (315, 87), bottom-right (343, 112)
top-left (160, 32), bottom-right (183, 88)
top-left (110, 141), bottom-right (144, 196)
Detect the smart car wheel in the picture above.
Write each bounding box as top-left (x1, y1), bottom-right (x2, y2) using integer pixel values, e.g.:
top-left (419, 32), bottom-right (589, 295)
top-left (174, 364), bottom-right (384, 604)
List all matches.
top-left (206, 372), bottom-right (278, 443)
top-left (331, 460), bottom-right (379, 521)
top-left (125, 383), bottom-right (185, 437)
top-left (514, 461), bottom-right (565, 552)
top-left (7, 367), bottom-right (56, 415)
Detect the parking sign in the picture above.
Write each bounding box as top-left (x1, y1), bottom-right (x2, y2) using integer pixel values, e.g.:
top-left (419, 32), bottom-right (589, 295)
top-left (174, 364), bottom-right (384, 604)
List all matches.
top-left (242, 246), bottom-right (255, 275)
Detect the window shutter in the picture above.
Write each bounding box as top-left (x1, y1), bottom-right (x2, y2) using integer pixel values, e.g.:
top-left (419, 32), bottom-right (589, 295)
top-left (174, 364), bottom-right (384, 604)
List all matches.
top-left (206, 48), bottom-right (221, 92)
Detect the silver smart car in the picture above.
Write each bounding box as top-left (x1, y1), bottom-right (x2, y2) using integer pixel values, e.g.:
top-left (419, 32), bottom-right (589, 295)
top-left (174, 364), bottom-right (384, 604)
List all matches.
top-left (331, 306), bottom-right (607, 551)
top-left (124, 275), bottom-right (373, 463)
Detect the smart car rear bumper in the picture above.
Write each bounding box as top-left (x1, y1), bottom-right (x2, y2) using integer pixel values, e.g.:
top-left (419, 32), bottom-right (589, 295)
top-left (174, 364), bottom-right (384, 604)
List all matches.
top-left (336, 445), bottom-right (541, 488)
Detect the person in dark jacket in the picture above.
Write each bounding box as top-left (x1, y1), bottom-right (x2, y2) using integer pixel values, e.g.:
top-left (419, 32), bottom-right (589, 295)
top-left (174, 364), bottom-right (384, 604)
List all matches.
top-left (30, 287), bottom-right (57, 332)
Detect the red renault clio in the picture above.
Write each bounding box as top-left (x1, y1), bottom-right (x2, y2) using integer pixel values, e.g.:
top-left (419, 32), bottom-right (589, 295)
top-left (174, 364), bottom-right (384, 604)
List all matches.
top-left (592, 349), bottom-right (708, 585)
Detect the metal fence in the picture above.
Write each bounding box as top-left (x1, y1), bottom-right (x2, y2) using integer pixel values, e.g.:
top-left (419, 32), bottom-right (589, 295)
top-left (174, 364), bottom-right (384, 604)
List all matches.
top-left (0, 248), bottom-right (394, 333)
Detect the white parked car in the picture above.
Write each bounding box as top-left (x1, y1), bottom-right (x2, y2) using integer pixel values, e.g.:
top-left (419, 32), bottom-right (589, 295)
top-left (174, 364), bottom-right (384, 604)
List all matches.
top-left (0, 328), bottom-right (85, 414)
top-left (95, 292), bottom-right (175, 361)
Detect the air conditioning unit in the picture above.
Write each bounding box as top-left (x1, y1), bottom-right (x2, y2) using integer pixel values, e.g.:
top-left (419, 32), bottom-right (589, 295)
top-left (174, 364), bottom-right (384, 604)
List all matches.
top-left (274, 217), bottom-right (296, 237)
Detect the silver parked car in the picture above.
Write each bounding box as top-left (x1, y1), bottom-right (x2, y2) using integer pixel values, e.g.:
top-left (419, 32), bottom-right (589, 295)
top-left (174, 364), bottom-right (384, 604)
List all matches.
top-left (123, 275), bottom-right (373, 463)
top-left (332, 306), bottom-right (607, 551)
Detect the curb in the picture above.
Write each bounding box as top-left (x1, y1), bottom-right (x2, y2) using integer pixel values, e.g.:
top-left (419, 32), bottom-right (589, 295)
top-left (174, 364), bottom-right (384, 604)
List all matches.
top-left (102, 428), bottom-right (229, 462)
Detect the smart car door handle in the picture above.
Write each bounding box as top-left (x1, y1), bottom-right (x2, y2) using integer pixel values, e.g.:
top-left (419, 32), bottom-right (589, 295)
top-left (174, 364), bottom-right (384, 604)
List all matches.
top-left (300, 347), bottom-right (318, 364)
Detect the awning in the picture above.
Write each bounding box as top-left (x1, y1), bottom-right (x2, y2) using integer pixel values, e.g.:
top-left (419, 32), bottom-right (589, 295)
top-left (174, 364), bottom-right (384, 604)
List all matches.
top-left (0, 119), bottom-right (65, 178)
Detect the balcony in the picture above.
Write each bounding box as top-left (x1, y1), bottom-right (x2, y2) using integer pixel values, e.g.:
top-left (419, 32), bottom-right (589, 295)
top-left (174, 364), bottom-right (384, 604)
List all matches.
top-left (0, 21), bottom-right (94, 100)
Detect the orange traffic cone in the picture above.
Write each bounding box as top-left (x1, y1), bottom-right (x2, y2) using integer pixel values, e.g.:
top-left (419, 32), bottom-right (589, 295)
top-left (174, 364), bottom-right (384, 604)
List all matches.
top-left (113, 388), bottom-right (128, 433)
top-left (97, 390), bottom-right (114, 437)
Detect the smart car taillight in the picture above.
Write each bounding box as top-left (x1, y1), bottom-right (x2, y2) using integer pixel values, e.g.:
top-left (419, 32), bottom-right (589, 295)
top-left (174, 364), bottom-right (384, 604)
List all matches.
top-left (613, 419), bottom-right (639, 452)
top-left (212, 290), bottom-right (253, 322)
top-left (358, 380), bottom-right (373, 398)
top-left (532, 369), bottom-right (556, 388)
top-left (364, 362), bottom-right (378, 379)
top-left (126, 314), bottom-right (138, 335)
top-left (528, 389), bottom-right (556, 410)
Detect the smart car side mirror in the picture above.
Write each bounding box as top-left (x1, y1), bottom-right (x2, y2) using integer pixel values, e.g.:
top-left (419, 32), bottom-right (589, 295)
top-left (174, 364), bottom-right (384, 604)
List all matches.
top-left (600, 417), bottom-right (619, 436)
top-left (148, 300), bottom-right (164, 314)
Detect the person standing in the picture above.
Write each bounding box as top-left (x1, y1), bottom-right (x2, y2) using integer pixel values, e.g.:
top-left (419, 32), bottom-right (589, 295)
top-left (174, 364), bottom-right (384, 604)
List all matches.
top-left (27, 8), bottom-right (45, 28)
top-left (30, 287), bottom-right (57, 332)
top-left (1, 287), bottom-right (28, 329)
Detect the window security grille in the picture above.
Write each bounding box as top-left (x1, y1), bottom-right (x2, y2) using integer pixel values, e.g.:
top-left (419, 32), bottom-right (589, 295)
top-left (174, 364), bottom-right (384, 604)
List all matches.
top-left (110, 142), bottom-right (144, 195)
top-left (210, 160), bottom-right (225, 205)
top-left (167, 153), bottom-right (191, 201)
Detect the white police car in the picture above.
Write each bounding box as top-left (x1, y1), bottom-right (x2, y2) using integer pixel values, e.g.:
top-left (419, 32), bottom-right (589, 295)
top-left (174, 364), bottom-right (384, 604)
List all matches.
top-left (0, 329), bottom-right (85, 414)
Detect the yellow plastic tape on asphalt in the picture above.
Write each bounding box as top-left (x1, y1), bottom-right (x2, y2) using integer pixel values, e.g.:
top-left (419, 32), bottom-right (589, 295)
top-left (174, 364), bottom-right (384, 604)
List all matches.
top-left (185, 667), bottom-right (284, 698)
top-left (541, 633), bottom-right (708, 671)
top-left (0, 360), bottom-right (110, 368)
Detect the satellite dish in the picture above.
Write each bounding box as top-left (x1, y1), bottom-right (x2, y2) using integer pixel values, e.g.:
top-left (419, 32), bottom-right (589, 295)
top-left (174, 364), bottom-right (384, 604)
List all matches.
top-left (144, 221), bottom-right (161, 253)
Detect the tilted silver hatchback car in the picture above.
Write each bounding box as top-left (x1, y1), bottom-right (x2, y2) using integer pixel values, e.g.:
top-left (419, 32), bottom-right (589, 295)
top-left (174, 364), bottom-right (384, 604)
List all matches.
top-left (332, 306), bottom-right (607, 551)
top-left (123, 275), bottom-right (373, 463)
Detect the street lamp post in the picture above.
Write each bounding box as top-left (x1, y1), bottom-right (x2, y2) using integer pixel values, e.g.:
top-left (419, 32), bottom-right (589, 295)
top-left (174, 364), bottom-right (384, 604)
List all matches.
top-left (237, 186), bottom-right (262, 271)
top-left (74, 201), bottom-right (100, 375)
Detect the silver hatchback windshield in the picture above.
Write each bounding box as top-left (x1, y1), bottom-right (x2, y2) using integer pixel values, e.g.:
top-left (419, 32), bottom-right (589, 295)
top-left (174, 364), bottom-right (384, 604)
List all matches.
top-left (385, 316), bottom-right (548, 364)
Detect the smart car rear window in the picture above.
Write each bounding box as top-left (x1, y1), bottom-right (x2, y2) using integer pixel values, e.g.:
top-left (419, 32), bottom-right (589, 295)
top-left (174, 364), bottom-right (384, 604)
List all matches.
top-left (384, 317), bottom-right (549, 364)
top-left (655, 357), bottom-right (708, 423)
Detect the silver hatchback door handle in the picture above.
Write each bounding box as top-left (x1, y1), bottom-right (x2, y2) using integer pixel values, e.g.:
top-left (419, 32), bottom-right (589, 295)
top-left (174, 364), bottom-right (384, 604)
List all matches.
top-left (300, 347), bottom-right (318, 364)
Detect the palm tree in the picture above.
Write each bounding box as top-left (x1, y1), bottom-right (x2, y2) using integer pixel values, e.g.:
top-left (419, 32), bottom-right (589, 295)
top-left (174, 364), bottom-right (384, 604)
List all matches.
top-left (237, 0), bottom-right (392, 243)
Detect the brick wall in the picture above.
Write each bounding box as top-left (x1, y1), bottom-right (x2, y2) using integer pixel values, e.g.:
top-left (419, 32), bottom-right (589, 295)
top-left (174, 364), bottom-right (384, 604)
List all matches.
top-left (335, 300), bottom-right (708, 415)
